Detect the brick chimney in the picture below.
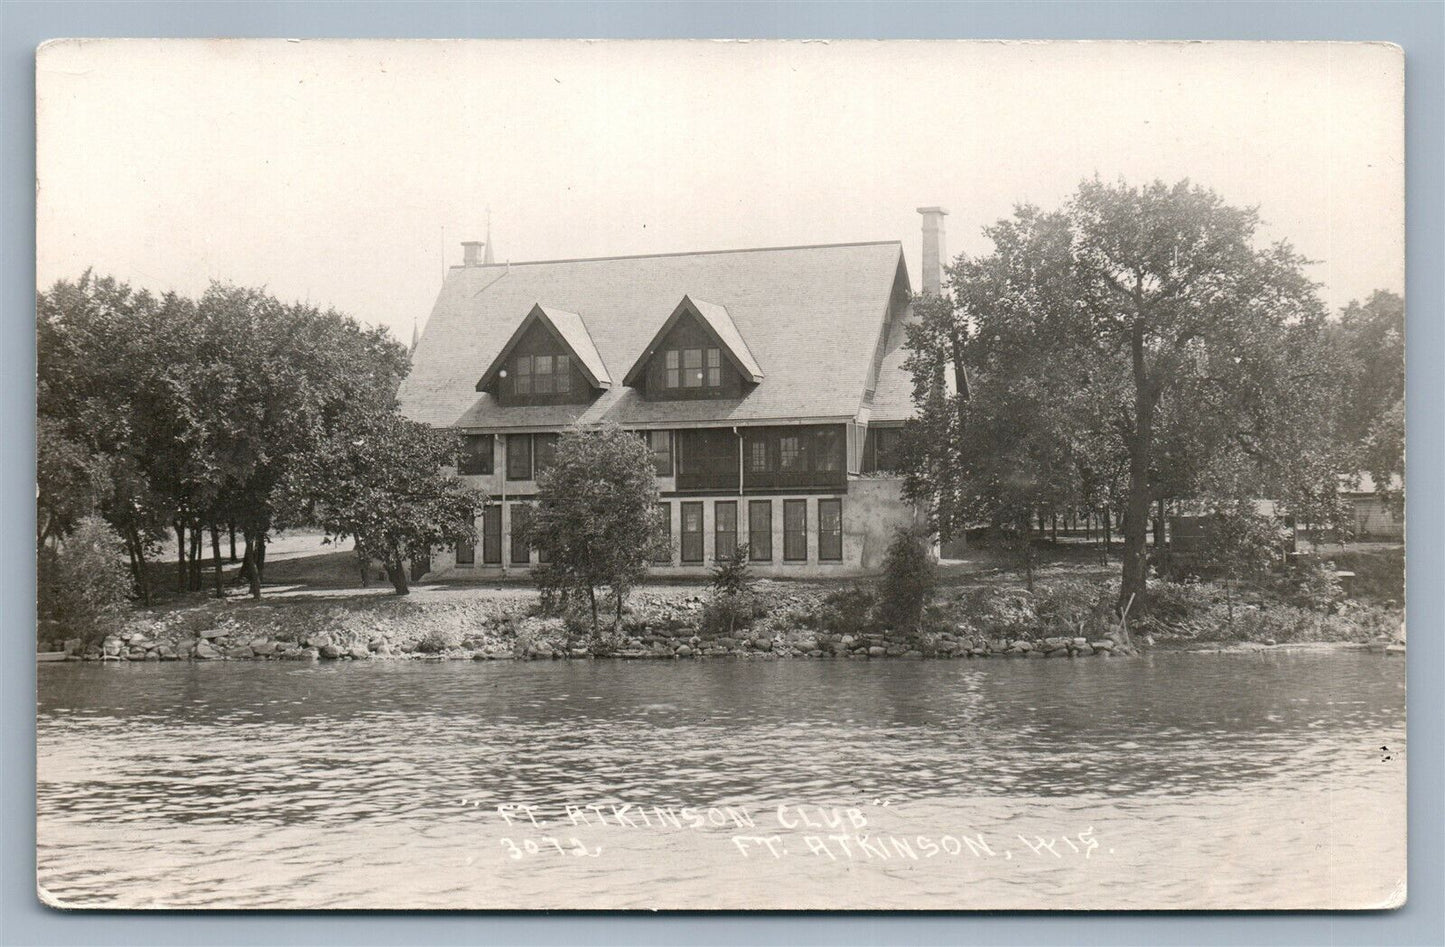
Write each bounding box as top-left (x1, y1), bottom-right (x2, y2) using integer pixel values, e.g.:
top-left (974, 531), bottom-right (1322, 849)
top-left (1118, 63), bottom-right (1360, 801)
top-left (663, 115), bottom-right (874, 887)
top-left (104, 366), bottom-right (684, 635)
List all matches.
top-left (916, 206), bottom-right (949, 296)
top-left (461, 241), bottom-right (486, 266)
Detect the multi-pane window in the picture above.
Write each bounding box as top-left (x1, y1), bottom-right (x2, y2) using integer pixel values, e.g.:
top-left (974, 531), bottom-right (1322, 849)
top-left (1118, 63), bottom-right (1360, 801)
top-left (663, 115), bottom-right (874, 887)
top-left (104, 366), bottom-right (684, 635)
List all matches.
top-left (715, 501), bottom-right (737, 561)
top-left (506, 433), bottom-right (532, 480)
top-left (818, 498), bottom-right (843, 562)
top-left (534, 433), bottom-right (559, 474)
top-left (458, 434), bottom-right (494, 475)
top-left (455, 537), bottom-right (476, 566)
top-left (482, 506), bottom-right (502, 564)
top-left (510, 504), bottom-right (531, 565)
top-left (748, 439), bottom-right (769, 473)
top-left (783, 499), bottom-right (808, 562)
top-left (680, 502), bottom-right (704, 563)
top-left (513, 354), bottom-right (571, 395)
top-left (779, 435), bottom-right (806, 471)
top-left (648, 430), bottom-right (673, 477)
top-left (653, 503), bottom-right (672, 564)
top-left (534, 354), bottom-right (553, 393)
top-left (748, 500), bottom-right (772, 561)
top-left (664, 347), bottom-right (722, 389)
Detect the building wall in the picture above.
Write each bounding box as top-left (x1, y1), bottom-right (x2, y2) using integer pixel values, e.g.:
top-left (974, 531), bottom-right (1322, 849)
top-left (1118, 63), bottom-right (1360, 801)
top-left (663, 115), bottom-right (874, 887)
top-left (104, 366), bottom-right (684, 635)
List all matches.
top-left (1349, 495), bottom-right (1403, 540)
top-left (425, 476), bottom-right (916, 580)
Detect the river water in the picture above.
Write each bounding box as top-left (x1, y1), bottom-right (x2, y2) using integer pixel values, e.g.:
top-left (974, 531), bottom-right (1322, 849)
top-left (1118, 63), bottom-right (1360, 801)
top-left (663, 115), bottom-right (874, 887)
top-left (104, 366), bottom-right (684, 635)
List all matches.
top-left (36, 651), bottom-right (1406, 910)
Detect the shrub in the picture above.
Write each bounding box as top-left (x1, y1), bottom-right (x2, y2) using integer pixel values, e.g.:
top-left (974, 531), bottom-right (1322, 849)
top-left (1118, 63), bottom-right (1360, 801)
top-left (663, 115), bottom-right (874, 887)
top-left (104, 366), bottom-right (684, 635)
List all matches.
top-left (37, 516), bottom-right (132, 646)
top-left (710, 544), bottom-right (755, 598)
top-left (1294, 560), bottom-right (1344, 613)
top-left (415, 627), bottom-right (463, 653)
top-left (701, 591), bottom-right (764, 637)
top-left (817, 585), bottom-right (877, 637)
top-left (878, 526), bottom-right (937, 635)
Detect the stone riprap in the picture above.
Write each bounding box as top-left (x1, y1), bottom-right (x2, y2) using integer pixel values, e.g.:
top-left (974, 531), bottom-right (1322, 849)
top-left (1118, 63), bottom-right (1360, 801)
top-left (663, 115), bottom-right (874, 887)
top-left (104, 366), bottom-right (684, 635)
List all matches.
top-left (48, 585), bottom-right (1137, 663)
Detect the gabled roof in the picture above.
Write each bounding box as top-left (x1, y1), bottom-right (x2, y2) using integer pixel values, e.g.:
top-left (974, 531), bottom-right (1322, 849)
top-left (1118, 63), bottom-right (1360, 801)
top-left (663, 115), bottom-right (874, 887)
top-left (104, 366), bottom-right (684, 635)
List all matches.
top-left (474, 303), bottom-right (612, 392)
top-left (622, 295), bottom-right (763, 387)
top-left (399, 241), bottom-right (909, 430)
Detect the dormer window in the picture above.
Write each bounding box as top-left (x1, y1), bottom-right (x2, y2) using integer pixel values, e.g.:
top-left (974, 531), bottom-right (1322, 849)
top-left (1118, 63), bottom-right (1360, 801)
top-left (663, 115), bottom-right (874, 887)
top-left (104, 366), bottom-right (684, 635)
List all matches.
top-left (511, 354), bottom-right (572, 396)
top-left (476, 305), bottom-right (609, 407)
top-left (625, 297), bottom-right (762, 402)
top-left (664, 347), bottom-right (722, 389)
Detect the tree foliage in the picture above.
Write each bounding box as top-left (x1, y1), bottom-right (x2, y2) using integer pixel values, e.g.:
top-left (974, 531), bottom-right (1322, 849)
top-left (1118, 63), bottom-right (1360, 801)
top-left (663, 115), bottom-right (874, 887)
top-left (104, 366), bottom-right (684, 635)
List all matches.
top-left (877, 525), bottom-right (937, 636)
top-left (283, 410), bottom-right (483, 595)
top-left (37, 515), bottom-right (133, 646)
top-left (527, 423), bottom-right (662, 636)
top-left (37, 273), bottom-right (413, 602)
top-left (1333, 290), bottom-right (1405, 513)
top-left (902, 178), bottom-right (1345, 616)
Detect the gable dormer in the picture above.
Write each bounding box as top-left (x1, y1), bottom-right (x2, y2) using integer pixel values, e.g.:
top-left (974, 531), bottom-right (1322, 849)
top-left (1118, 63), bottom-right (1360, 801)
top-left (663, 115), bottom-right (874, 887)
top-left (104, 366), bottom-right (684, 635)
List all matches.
top-left (623, 296), bottom-right (763, 401)
top-left (475, 304), bottom-right (611, 406)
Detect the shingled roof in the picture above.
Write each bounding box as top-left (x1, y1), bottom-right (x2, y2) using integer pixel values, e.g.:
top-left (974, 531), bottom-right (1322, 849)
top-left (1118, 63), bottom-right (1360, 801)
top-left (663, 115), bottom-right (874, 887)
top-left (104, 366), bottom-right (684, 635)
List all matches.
top-left (399, 241), bottom-right (910, 431)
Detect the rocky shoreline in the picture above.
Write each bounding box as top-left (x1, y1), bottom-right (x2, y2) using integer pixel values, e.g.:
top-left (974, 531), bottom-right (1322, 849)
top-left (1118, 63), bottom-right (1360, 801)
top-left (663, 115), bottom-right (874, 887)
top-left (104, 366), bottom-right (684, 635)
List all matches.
top-left (39, 574), bottom-right (1402, 666)
top-left (48, 623), bottom-right (1132, 663)
top-left (39, 584), bottom-right (1141, 664)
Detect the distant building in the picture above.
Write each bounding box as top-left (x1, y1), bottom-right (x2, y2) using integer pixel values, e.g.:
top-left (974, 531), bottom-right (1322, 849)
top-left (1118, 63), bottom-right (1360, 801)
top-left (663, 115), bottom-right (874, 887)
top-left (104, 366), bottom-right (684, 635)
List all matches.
top-left (1343, 473), bottom-right (1404, 541)
top-left (397, 209), bottom-right (949, 577)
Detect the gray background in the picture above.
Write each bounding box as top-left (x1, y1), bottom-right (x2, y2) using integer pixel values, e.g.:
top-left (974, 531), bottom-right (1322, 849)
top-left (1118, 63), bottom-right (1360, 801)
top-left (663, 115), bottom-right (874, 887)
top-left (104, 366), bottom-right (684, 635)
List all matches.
top-left (2, 2), bottom-right (1440, 945)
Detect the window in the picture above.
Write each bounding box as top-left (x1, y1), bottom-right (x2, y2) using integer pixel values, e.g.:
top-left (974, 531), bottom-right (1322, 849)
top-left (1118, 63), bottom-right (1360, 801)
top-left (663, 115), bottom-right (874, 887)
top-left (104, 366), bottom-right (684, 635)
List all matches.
top-left (664, 346), bottom-right (722, 389)
top-left (748, 500), bottom-right (772, 561)
top-left (681, 502), bottom-right (704, 563)
top-left (534, 433), bottom-right (559, 474)
top-left (555, 355), bottom-right (570, 393)
top-left (653, 503), bottom-right (672, 564)
top-left (510, 504), bottom-right (531, 565)
top-left (779, 435), bottom-right (806, 471)
top-left (706, 348), bottom-right (721, 388)
top-left (455, 537), bottom-right (475, 566)
top-left (648, 430), bottom-right (673, 477)
top-left (514, 355), bottom-right (532, 394)
top-left (534, 354), bottom-right (554, 393)
top-left (748, 438), bottom-right (769, 473)
top-left (818, 498), bottom-right (842, 562)
top-left (482, 506), bottom-right (502, 564)
top-left (458, 434), bottom-right (494, 475)
top-left (506, 434), bottom-right (532, 480)
top-left (715, 501), bottom-right (737, 561)
top-left (783, 499), bottom-right (807, 562)
top-left (683, 348), bottom-right (703, 388)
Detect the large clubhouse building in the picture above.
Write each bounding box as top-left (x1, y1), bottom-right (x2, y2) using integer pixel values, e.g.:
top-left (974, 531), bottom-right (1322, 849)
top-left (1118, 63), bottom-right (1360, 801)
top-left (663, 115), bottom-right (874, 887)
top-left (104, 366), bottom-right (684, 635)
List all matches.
top-left (398, 209), bottom-right (949, 577)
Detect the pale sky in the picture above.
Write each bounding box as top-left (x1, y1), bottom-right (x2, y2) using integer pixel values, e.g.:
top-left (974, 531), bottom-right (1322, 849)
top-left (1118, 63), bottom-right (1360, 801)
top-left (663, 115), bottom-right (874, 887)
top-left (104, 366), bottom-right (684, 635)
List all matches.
top-left (37, 39), bottom-right (1403, 343)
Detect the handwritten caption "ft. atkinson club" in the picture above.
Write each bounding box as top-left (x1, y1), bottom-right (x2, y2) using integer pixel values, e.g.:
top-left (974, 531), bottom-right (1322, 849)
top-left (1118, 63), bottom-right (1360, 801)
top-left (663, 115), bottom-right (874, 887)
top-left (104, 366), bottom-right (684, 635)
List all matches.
top-left (465, 800), bottom-right (1111, 863)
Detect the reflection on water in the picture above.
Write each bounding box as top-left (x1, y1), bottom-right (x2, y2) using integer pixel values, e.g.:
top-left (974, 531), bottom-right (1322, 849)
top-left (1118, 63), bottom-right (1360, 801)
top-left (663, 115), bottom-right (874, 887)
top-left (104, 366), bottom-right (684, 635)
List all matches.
top-left (37, 653), bottom-right (1406, 909)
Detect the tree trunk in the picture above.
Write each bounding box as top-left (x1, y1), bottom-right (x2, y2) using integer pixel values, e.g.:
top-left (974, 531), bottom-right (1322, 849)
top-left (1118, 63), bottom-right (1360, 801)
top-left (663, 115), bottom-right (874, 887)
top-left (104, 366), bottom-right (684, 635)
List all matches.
top-left (228, 523), bottom-right (238, 562)
top-left (174, 521), bottom-right (187, 592)
top-left (241, 530), bottom-right (262, 600)
top-left (588, 586), bottom-right (599, 638)
top-left (386, 556), bottom-right (409, 595)
top-left (1119, 314), bottom-right (1159, 613)
top-left (188, 524), bottom-right (203, 591)
top-left (613, 589), bottom-right (624, 637)
top-left (125, 524), bottom-right (151, 605)
top-left (255, 534), bottom-right (267, 581)
top-left (1051, 513), bottom-right (1058, 544)
top-left (1102, 507), bottom-right (1112, 564)
top-left (210, 524), bottom-right (224, 598)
